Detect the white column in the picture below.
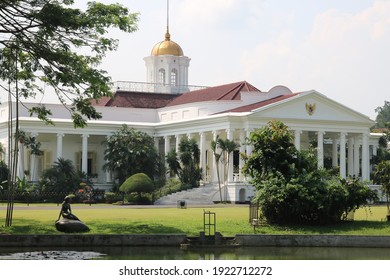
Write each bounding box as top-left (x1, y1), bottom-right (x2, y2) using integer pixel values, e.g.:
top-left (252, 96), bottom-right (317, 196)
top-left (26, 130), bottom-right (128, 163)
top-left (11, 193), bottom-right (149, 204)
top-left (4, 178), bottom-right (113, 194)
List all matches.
top-left (294, 130), bottom-right (302, 151)
top-left (175, 134), bottom-right (181, 152)
top-left (199, 132), bottom-right (206, 182)
top-left (332, 137), bottom-right (338, 167)
top-left (164, 136), bottom-right (171, 155)
top-left (212, 130), bottom-right (219, 183)
top-left (317, 131), bottom-right (325, 169)
top-left (18, 142), bottom-right (24, 179)
top-left (30, 132), bottom-right (39, 182)
top-left (81, 134), bottom-right (89, 174)
top-left (373, 145), bottom-right (377, 157)
top-left (105, 136), bottom-right (112, 183)
top-left (56, 133), bottom-right (64, 159)
top-left (154, 137), bottom-right (160, 154)
top-left (30, 153), bottom-right (36, 181)
top-left (348, 136), bottom-right (354, 177)
top-left (362, 133), bottom-right (370, 181)
top-left (340, 132), bottom-right (347, 179)
top-left (226, 129), bottom-right (234, 183)
top-left (164, 136), bottom-right (171, 178)
top-left (105, 165), bottom-right (112, 183)
top-left (354, 137), bottom-right (360, 177)
top-left (246, 129), bottom-right (253, 156)
top-left (239, 130), bottom-right (246, 182)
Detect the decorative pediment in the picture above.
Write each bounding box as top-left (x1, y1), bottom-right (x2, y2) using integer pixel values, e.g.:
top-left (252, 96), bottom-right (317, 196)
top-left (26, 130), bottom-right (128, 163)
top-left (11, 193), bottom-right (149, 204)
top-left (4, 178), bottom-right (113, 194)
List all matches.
top-left (249, 90), bottom-right (374, 125)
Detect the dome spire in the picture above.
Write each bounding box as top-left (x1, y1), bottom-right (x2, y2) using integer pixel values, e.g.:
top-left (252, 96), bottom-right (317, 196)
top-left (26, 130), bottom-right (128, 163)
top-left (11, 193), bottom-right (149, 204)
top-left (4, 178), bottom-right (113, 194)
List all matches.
top-left (165, 0), bottom-right (171, 41)
top-left (165, 0), bottom-right (170, 41)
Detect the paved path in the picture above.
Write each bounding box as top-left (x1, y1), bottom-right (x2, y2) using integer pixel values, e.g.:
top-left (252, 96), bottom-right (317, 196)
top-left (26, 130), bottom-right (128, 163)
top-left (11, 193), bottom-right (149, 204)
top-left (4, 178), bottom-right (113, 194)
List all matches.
top-left (0, 203), bottom-right (248, 210)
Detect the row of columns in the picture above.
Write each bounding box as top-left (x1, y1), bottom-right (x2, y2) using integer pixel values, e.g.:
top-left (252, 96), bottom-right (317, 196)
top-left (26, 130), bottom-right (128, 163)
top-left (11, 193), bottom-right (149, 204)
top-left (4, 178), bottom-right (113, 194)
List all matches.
top-left (19, 133), bottom-right (112, 183)
top-left (295, 130), bottom-right (371, 181)
top-left (19, 128), bottom-right (375, 184)
top-left (159, 129), bottom-right (248, 184)
top-left (160, 129), bottom-right (374, 184)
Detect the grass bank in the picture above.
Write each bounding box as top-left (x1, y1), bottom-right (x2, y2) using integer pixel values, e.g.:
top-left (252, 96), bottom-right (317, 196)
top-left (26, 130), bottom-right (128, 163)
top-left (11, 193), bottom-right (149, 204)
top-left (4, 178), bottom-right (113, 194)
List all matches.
top-left (0, 204), bottom-right (390, 236)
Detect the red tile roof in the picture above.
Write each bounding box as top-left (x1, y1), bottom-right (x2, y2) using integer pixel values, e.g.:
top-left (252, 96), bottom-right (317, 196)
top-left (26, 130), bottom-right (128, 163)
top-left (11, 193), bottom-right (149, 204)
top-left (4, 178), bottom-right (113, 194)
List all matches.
top-left (167, 81), bottom-right (261, 107)
top-left (91, 91), bottom-right (179, 109)
top-left (92, 81), bottom-right (263, 109)
top-left (217, 93), bottom-right (299, 114)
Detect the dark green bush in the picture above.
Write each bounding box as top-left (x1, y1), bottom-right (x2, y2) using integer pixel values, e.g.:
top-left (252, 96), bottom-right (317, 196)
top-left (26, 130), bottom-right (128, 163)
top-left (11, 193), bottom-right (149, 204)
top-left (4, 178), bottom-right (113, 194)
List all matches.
top-left (119, 173), bottom-right (155, 199)
top-left (245, 121), bottom-right (377, 225)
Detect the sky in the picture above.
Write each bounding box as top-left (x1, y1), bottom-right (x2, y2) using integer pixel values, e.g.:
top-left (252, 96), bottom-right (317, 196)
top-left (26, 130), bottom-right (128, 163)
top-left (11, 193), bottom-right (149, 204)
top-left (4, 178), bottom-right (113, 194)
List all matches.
top-left (6, 0), bottom-right (390, 120)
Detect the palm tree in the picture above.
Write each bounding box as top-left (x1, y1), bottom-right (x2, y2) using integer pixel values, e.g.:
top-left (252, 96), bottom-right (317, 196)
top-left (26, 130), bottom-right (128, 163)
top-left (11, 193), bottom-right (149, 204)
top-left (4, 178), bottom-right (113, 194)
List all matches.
top-left (211, 136), bottom-right (240, 202)
top-left (166, 137), bottom-right (202, 189)
top-left (53, 158), bottom-right (76, 177)
top-left (166, 150), bottom-right (182, 179)
top-left (41, 158), bottom-right (79, 193)
top-left (218, 137), bottom-right (240, 185)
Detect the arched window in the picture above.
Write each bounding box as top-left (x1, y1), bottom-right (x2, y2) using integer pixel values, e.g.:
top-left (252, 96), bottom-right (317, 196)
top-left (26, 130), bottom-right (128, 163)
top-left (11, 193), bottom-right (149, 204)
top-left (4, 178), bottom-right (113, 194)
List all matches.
top-left (171, 68), bottom-right (178, 86)
top-left (158, 69), bottom-right (166, 85)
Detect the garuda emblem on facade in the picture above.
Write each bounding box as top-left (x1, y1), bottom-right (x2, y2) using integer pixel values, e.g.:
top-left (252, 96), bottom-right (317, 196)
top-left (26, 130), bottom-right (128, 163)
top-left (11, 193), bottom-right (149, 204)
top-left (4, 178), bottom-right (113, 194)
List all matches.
top-left (305, 102), bottom-right (316, 116)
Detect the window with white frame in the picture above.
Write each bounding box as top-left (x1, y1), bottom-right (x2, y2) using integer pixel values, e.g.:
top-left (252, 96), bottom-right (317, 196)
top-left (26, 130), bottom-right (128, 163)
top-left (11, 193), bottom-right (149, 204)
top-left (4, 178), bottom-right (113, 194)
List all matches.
top-left (171, 68), bottom-right (178, 85)
top-left (158, 68), bottom-right (166, 85)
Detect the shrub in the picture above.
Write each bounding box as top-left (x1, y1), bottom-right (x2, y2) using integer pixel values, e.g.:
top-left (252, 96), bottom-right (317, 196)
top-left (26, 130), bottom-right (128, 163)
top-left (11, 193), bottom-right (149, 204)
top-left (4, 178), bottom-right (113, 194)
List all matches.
top-left (119, 173), bottom-right (155, 199)
top-left (103, 192), bottom-right (122, 204)
top-left (245, 121), bottom-right (377, 225)
top-left (156, 178), bottom-right (182, 198)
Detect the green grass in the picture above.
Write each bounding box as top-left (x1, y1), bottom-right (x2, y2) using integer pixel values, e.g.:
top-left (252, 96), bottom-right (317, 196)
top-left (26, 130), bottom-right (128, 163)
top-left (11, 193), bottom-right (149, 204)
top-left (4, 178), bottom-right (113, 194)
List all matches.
top-left (1, 204), bottom-right (390, 236)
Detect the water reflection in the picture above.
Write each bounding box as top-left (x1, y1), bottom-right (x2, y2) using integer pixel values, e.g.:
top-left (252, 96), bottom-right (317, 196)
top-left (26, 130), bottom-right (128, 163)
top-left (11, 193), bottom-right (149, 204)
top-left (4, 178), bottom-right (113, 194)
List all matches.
top-left (1, 246), bottom-right (390, 260)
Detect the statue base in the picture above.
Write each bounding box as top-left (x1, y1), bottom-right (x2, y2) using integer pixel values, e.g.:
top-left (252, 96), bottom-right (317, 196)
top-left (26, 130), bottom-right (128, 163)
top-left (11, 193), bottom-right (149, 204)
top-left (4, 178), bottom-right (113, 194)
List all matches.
top-left (55, 218), bottom-right (90, 233)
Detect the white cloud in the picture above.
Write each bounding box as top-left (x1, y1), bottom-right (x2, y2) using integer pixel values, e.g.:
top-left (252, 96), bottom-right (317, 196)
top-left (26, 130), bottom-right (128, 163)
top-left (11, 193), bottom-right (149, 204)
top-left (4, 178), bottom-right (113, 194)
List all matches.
top-left (176, 0), bottom-right (237, 25)
top-left (239, 0), bottom-right (390, 118)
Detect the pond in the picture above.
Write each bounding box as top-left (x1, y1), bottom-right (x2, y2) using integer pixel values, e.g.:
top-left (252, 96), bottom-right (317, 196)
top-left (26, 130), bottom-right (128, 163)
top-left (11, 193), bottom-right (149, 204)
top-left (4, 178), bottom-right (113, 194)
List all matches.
top-left (1, 246), bottom-right (390, 260)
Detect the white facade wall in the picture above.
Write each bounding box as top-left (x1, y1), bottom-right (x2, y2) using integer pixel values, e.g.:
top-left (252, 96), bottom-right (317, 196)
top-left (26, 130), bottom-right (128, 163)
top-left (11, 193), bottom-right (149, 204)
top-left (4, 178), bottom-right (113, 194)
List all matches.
top-left (0, 88), bottom-right (383, 199)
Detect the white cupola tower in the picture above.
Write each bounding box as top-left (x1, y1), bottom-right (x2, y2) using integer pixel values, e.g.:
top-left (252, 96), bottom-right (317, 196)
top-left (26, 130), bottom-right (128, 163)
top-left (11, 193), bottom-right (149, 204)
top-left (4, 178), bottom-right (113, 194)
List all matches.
top-left (143, 1), bottom-right (190, 94)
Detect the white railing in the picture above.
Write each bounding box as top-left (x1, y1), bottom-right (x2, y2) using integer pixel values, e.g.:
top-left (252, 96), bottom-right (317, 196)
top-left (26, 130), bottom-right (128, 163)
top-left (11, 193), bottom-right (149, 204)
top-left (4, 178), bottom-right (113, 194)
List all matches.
top-left (112, 81), bottom-right (208, 94)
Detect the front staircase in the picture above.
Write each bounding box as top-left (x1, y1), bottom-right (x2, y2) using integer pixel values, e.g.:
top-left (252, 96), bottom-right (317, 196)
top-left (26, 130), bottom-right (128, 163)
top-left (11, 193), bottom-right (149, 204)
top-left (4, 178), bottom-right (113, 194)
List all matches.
top-left (154, 184), bottom-right (221, 205)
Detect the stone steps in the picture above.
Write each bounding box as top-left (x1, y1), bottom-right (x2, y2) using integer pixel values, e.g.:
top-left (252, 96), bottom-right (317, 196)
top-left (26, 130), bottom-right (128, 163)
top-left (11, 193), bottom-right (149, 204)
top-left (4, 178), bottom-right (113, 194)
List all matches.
top-left (154, 184), bottom-right (220, 205)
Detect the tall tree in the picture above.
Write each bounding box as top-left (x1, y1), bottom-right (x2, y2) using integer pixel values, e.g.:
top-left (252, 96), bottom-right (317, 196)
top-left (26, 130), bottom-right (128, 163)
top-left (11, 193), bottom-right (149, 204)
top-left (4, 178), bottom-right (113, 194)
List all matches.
top-left (242, 120), bottom-right (298, 184)
top-left (0, 0), bottom-right (138, 226)
top-left (0, 0), bottom-right (138, 126)
top-left (374, 160), bottom-right (390, 217)
top-left (374, 101), bottom-right (390, 129)
top-left (103, 125), bottom-right (160, 187)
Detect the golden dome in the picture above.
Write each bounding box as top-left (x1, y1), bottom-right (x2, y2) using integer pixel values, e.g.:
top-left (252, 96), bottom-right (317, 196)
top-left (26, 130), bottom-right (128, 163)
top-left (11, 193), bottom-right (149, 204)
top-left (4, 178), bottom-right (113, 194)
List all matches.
top-left (151, 31), bottom-right (184, 56)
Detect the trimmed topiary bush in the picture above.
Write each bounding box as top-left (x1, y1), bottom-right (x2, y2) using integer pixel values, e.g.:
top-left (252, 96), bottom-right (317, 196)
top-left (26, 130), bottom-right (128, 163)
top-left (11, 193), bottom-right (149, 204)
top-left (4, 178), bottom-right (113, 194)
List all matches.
top-left (119, 173), bottom-right (155, 200)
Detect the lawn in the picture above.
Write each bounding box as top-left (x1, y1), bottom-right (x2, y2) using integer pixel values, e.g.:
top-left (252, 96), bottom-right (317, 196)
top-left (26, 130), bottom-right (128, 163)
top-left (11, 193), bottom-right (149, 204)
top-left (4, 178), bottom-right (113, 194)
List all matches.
top-left (0, 203), bottom-right (390, 236)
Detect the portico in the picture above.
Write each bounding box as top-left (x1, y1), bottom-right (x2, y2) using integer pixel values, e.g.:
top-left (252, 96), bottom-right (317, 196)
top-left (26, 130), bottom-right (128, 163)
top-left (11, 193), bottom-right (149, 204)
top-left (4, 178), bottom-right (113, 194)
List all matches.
top-left (155, 126), bottom-right (377, 186)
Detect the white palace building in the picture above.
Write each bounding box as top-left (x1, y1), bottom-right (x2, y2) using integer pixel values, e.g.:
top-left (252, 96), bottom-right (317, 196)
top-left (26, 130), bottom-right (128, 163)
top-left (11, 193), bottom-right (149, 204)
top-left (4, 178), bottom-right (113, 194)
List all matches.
top-left (0, 27), bottom-right (382, 204)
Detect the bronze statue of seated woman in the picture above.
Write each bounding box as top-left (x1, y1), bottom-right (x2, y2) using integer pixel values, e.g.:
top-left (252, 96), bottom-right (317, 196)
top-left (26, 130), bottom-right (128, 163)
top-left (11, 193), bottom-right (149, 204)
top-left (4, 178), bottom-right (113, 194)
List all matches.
top-left (55, 195), bottom-right (89, 233)
top-left (58, 196), bottom-right (79, 221)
